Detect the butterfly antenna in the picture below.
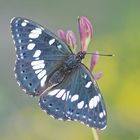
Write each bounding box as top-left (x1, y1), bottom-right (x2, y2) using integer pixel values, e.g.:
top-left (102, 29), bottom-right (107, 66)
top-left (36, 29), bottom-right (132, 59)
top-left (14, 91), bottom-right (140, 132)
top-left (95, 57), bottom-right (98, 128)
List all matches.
top-left (86, 53), bottom-right (115, 57)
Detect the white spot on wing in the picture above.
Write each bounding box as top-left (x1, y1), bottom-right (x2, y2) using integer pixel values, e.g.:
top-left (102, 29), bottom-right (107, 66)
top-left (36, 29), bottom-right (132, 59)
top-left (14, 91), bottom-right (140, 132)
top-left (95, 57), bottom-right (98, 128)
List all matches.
top-left (40, 26), bottom-right (45, 30)
top-left (13, 40), bottom-right (15, 45)
top-left (40, 75), bottom-right (47, 87)
top-left (31, 60), bottom-right (44, 66)
top-left (35, 69), bottom-right (42, 74)
top-left (31, 28), bottom-right (42, 34)
top-left (22, 89), bottom-right (26, 93)
top-left (76, 113), bottom-right (79, 117)
top-left (17, 34), bottom-right (20, 37)
top-left (58, 118), bottom-right (63, 121)
top-left (71, 94), bottom-right (79, 102)
top-left (84, 74), bottom-right (87, 79)
top-left (32, 63), bottom-right (45, 69)
top-left (96, 96), bottom-right (100, 102)
top-left (49, 38), bottom-right (55, 45)
top-left (99, 112), bottom-right (104, 118)
top-left (10, 17), bottom-right (16, 24)
top-left (35, 57), bottom-right (39, 60)
top-left (24, 20), bottom-right (29, 23)
top-left (62, 93), bottom-right (66, 100)
top-left (21, 22), bottom-right (27, 27)
top-left (66, 91), bottom-right (70, 100)
top-left (69, 95), bottom-right (71, 99)
top-left (100, 125), bottom-right (107, 130)
top-left (82, 115), bottom-right (86, 118)
top-left (27, 43), bottom-right (35, 50)
top-left (80, 121), bottom-right (84, 124)
top-left (37, 70), bottom-right (46, 79)
top-left (48, 89), bottom-right (60, 96)
top-left (85, 104), bottom-right (87, 108)
top-left (29, 28), bottom-right (42, 39)
top-left (15, 73), bottom-right (17, 78)
top-left (43, 109), bottom-right (47, 113)
top-left (18, 39), bottom-right (21, 43)
top-left (77, 101), bottom-right (84, 109)
top-left (74, 119), bottom-right (77, 121)
top-left (11, 34), bottom-right (14, 39)
top-left (89, 96), bottom-right (100, 109)
top-left (56, 89), bottom-right (65, 98)
top-left (57, 45), bottom-right (62, 49)
top-left (29, 33), bottom-right (39, 39)
top-left (85, 81), bottom-right (92, 88)
top-left (33, 50), bottom-right (41, 57)
top-left (17, 81), bottom-right (21, 86)
top-left (103, 110), bottom-right (106, 116)
top-left (88, 118), bottom-right (92, 121)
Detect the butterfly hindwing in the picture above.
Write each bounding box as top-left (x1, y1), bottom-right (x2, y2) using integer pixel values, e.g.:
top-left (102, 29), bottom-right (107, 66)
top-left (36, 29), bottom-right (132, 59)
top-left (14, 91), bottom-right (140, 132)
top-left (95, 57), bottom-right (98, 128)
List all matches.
top-left (39, 68), bottom-right (76, 120)
top-left (11, 17), bottom-right (72, 96)
top-left (39, 64), bottom-right (107, 129)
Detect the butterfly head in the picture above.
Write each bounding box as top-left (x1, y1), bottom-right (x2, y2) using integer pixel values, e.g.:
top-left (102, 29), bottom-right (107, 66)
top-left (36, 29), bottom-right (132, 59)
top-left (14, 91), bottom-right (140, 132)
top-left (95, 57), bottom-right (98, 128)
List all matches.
top-left (76, 51), bottom-right (86, 60)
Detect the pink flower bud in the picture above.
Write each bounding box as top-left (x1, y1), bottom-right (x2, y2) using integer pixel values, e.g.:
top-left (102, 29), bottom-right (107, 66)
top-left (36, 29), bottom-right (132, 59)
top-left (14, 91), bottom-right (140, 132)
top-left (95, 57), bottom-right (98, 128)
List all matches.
top-left (94, 72), bottom-right (103, 80)
top-left (66, 30), bottom-right (77, 49)
top-left (78, 16), bottom-right (93, 52)
top-left (57, 29), bottom-right (66, 42)
top-left (90, 51), bottom-right (99, 71)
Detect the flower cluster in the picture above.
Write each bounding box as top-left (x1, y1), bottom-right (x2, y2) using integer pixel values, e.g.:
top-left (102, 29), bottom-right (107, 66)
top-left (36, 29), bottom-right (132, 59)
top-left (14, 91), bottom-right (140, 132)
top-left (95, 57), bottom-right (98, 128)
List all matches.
top-left (57, 16), bottom-right (103, 80)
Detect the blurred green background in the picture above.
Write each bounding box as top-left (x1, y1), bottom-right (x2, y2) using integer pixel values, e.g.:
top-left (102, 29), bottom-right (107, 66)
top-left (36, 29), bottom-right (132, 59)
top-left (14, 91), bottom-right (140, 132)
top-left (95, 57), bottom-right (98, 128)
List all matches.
top-left (0, 0), bottom-right (140, 140)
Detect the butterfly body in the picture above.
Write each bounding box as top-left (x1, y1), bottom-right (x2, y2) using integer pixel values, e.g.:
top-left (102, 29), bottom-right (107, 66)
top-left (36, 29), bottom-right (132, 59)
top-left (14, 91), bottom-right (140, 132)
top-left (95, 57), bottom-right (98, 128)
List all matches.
top-left (46, 51), bottom-right (86, 87)
top-left (11, 17), bottom-right (107, 130)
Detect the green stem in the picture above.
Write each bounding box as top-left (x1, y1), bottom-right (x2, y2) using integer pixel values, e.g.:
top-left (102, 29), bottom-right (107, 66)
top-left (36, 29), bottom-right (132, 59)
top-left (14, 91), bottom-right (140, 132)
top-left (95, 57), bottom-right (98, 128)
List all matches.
top-left (91, 128), bottom-right (99, 140)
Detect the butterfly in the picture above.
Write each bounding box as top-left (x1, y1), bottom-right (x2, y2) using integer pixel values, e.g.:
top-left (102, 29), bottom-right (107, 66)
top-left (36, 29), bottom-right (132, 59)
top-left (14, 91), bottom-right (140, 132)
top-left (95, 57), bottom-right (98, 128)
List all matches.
top-left (10, 17), bottom-right (107, 130)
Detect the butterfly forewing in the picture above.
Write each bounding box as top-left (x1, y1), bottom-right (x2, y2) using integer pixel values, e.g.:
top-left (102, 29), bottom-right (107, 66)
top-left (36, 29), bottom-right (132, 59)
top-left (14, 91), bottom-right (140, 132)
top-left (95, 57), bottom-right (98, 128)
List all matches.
top-left (11, 17), bottom-right (72, 96)
top-left (39, 64), bottom-right (107, 130)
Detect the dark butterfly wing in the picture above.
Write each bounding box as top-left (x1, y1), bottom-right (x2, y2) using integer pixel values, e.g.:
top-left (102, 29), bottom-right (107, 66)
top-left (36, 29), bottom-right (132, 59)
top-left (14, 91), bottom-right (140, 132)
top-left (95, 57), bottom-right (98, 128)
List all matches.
top-left (11, 17), bottom-right (72, 96)
top-left (39, 64), bottom-right (107, 129)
